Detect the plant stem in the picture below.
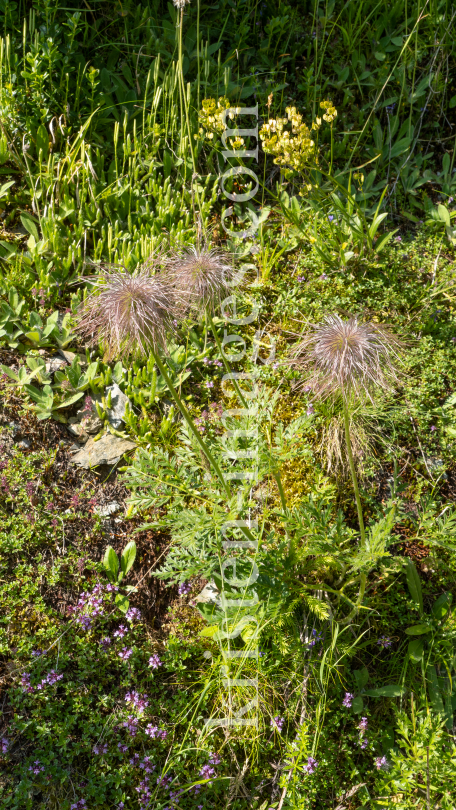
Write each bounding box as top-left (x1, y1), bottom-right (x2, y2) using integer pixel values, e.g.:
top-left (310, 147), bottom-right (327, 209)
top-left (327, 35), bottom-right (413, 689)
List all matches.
top-left (207, 312), bottom-right (248, 409)
top-left (343, 401), bottom-right (366, 547)
top-left (152, 349), bottom-right (230, 498)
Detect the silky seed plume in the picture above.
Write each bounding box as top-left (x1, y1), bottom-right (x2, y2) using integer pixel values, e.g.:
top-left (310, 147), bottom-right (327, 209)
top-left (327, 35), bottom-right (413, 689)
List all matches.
top-left (167, 243), bottom-right (235, 316)
top-left (75, 265), bottom-right (181, 360)
top-left (291, 314), bottom-right (403, 401)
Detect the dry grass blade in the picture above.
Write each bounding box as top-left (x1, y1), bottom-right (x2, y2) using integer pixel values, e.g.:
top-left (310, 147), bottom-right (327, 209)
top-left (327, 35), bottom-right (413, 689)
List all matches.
top-left (75, 264), bottom-right (181, 360)
top-left (290, 314), bottom-right (404, 402)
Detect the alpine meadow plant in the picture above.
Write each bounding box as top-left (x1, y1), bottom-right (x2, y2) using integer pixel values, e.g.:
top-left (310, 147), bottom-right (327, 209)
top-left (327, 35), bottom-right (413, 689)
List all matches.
top-left (291, 314), bottom-right (403, 618)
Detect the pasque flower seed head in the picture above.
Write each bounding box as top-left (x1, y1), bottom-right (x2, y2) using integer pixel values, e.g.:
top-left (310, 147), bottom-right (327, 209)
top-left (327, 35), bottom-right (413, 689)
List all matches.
top-left (76, 264), bottom-right (181, 359)
top-left (290, 314), bottom-right (403, 402)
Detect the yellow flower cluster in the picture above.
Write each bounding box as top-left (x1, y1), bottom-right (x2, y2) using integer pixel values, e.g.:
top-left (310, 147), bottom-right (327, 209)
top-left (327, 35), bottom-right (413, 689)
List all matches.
top-left (320, 99), bottom-right (337, 123)
top-left (197, 97), bottom-right (242, 140)
top-left (259, 106), bottom-right (317, 178)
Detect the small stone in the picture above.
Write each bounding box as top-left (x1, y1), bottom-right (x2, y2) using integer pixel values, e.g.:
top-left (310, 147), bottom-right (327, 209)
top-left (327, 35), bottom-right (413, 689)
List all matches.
top-left (105, 383), bottom-right (130, 429)
top-left (57, 349), bottom-right (87, 367)
top-left (16, 439), bottom-right (30, 449)
top-left (45, 357), bottom-right (67, 374)
top-left (194, 581), bottom-right (220, 605)
top-left (71, 433), bottom-right (136, 469)
top-left (94, 501), bottom-right (121, 517)
top-left (80, 413), bottom-right (103, 434)
top-left (66, 423), bottom-right (89, 442)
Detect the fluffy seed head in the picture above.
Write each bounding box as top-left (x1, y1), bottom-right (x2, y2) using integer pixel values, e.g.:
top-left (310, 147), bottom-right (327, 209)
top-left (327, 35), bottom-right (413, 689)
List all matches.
top-left (75, 265), bottom-right (180, 359)
top-left (167, 244), bottom-right (235, 316)
top-left (291, 314), bottom-right (403, 401)
top-left (173, 0), bottom-right (190, 8)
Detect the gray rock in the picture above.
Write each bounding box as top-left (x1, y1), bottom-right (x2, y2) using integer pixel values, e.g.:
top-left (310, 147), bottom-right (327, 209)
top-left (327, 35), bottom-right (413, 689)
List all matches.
top-left (57, 349), bottom-right (87, 367)
top-left (16, 439), bottom-right (30, 449)
top-left (66, 423), bottom-right (89, 442)
top-left (94, 501), bottom-right (121, 518)
top-left (7, 422), bottom-right (20, 437)
top-left (71, 433), bottom-right (136, 468)
top-left (81, 413), bottom-right (104, 434)
top-left (194, 580), bottom-right (220, 605)
top-left (46, 357), bottom-right (67, 374)
top-left (105, 383), bottom-right (130, 429)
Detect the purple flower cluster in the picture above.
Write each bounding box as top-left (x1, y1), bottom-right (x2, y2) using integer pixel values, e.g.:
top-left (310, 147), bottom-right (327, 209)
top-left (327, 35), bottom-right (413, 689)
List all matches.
top-left (178, 581), bottom-right (192, 597)
top-left (117, 743), bottom-right (128, 753)
top-left (303, 756), bottom-right (318, 774)
top-left (123, 715), bottom-right (140, 737)
top-left (307, 628), bottom-right (322, 648)
top-left (118, 647), bottom-right (133, 661)
top-left (148, 653), bottom-right (162, 669)
top-left (70, 799), bottom-right (87, 810)
top-left (199, 764), bottom-right (215, 783)
top-left (1, 737), bottom-right (10, 754)
top-left (125, 607), bottom-right (141, 622)
top-left (93, 743), bottom-right (108, 755)
top-left (21, 669), bottom-right (63, 694)
top-left (145, 724), bottom-right (167, 740)
top-left (68, 583), bottom-right (117, 630)
top-left (358, 717), bottom-right (368, 732)
top-left (114, 624), bottom-right (128, 639)
top-left (100, 637), bottom-right (111, 649)
top-left (125, 690), bottom-right (149, 714)
top-left (28, 760), bottom-right (45, 775)
top-left (375, 755), bottom-right (389, 770)
top-left (377, 636), bottom-right (393, 649)
top-left (133, 757), bottom-right (157, 807)
top-left (271, 716), bottom-right (284, 732)
top-left (342, 692), bottom-right (354, 708)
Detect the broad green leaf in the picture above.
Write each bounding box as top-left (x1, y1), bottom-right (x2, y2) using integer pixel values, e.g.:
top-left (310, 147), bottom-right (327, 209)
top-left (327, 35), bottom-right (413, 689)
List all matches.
top-left (120, 541), bottom-right (136, 579)
top-left (199, 625), bottom-right (219, 638)
top-left (408, 638), bottom-right (424, 662)
top-left (374, 229), bottom-right (398, 254)
top-left (354, 667), bottom-right (369, 690)
top-left (364, 685), bottom-right (404, 697)
top-left (53, 392), bottom-right (84, 409)
top-left (115, 593), bottom-right (130, 614)
top-left (20, 212), bottom-right (39, 241)
top-left (36, 123), bottom-right (49, 159)
top-left (438, 204), bottom-right (451, 226)
top-left (0, 364), bottom-right (19, 382)
top-left (405, 624), bottom-right (433, 635)
top-left (24, 330), bottom-right (42, 345)
top-left (431, 592), bottom-right (452, 621)
top-left (103, 546), bottom-right (119, 580)
top-left (352, 696), bottom-right (364, 714)
top-left (404, 559), bottom-right (423, 613)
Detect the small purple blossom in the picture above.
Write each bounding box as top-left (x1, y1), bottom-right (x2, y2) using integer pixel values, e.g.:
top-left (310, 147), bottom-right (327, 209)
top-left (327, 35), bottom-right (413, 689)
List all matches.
top-left (93, 743), bottom-right (108, 755)
top-left (148, 653), bottom-right (162, 669)
top-left (1, 737), bottom-right (10, 754)
top-left (306, 403), bottom-right (315, 416)
top-left (145, 724), bottom-right (167, 739)
top-left (178, 581), bottom-right (192, 597)
top-left (360, 737), bottom-right (369, 749)
top-left (125, 690), bottom-right (149, 714)
top-left (125, 607), bottom-right (141, 622)
top-left (377, 635), bottom-right (393, 649)
top-left (28, 759), bottom-right (45, 775)
top-left (70, 800), bottom-right (87, 810)
top-left (303, 756), bottom-right (318, 774)
top-left (430, 425), bottom-right (437, 432)
top-left (271, 716), bottom-right (284, 732)
top-left (209, 752), bottom-right (221, 764)
top-left (342, 692), bottom-right (354, 708)
top-left (358, 717), bottom-right (368, 732)
top-left (375, 755), bottom-right (389, 770)
top-left (100, 637), bottom-right (111, 649)
top-left (123, 715), bottom-right (140, 737)
top-left (328, 215), bottom-right (334, 222)
top-left (395, 235), bottom-right (402, 242)
top-left (117, 743), bottom-right (129, 753)
top-left (114, 624), bottom-right (128, 639)
top-left (199, 764), bottom-right (215, 783)
top-left (118, 647), bottom-right (133, 661)
top-left (21, 673), bottom-right (34, 694)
